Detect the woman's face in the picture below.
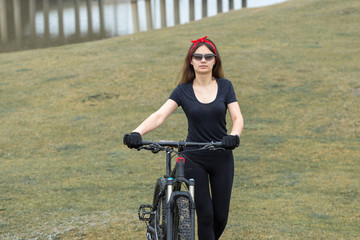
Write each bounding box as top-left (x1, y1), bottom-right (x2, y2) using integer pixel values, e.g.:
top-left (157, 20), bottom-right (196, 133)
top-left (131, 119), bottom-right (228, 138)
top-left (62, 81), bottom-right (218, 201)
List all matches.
top-left (191, 45), bottom-right (216, 75)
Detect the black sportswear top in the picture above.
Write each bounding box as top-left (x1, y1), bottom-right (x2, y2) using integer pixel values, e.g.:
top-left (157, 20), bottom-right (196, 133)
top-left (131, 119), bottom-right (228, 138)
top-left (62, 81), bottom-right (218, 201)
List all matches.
top-left (169, 78), bottom-right (237, 142)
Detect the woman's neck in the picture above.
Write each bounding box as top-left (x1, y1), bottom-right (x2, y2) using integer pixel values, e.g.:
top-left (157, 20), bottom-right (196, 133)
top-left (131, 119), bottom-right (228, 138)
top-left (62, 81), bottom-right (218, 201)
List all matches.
top-left (194, 74), bottom-right (214, 86)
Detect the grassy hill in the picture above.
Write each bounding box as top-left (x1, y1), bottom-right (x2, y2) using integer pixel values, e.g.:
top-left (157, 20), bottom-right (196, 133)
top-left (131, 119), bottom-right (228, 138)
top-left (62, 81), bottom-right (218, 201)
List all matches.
top-left (0, 0), bottom-right (359, 238)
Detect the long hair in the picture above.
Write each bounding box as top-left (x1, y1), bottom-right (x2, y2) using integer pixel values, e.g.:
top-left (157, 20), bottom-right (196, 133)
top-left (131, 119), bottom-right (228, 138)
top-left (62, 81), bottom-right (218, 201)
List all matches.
top-left (178, 39), bottom-right (224, 85)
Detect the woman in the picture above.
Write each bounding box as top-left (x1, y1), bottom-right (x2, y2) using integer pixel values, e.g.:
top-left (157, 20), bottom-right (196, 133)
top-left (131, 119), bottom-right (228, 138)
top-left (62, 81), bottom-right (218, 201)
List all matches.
top-left (124, 36), bottom-right (244, 239)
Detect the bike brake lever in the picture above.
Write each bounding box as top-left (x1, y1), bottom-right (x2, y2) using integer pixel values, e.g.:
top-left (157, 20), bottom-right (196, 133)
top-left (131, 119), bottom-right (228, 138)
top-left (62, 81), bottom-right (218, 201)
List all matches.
top-left (204, 146), bottom-right (225, 151)
top-left (137, 145), bottom-right (163, 153)
top-left (137, 146), bottom-right (146, 151)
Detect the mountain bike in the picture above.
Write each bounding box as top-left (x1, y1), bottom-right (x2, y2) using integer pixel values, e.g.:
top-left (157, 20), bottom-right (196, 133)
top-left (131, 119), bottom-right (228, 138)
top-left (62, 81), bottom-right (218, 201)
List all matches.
top-left (125, 138), bottom-right (224, 240)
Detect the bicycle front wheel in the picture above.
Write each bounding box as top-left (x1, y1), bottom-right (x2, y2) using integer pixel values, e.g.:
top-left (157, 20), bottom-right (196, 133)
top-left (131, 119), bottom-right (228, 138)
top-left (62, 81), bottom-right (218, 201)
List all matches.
top-left (172, 196), bottom-right (192, 240)
top-left (151, 178), bottom-right (167, 240)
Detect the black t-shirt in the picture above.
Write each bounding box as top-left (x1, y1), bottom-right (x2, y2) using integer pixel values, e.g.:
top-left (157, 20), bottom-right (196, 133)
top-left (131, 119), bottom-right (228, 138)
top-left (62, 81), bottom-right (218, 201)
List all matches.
top-left (169, 78), bottom-right (237, 142)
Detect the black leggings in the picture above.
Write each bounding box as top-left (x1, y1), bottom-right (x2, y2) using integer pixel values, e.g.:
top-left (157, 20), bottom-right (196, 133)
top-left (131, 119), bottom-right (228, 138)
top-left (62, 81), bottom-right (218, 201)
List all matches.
top-left (184, 150), bottom-right (234, 240)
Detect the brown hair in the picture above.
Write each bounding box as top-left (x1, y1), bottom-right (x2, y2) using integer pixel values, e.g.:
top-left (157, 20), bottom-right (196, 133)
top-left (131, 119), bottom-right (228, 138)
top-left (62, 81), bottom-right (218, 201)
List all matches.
top-left (178, 38), bottom-right (224, 85)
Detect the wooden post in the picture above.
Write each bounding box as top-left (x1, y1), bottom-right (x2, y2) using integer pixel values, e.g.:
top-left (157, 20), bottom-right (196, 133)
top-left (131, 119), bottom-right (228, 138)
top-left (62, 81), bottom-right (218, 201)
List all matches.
top-left (174, 0), bottom-right (180, 25)
top-left (58, 0), bottom-right (64, 40)
top-left (43, 0), bottom-right (50, 38)
top-left (13, 0), bottom-right (22, 44)
top-left (131, 0), bottom-right (139, 33)
top-left (242, 0), bottom-right (247, 8)
top-left (217, 0), bottom-right (222, 13)
top-left (29, 0), bottom-right (36, 39)
top-left (160, 0), bottom-right (166, 27)
top-left (0, 0), bottom-right (7, 42)
top-left (229, 0), bottom-right (233, 10)
top-left (74, 0), bottom-right (81, 37)
top-left (145, 0), bottom-right (152, 30)
top-left (202, 0), bottom-right (207, 18)
top-left (86, 0), bottom-right (93, 35)
top-left (99, 0), bottom-right (105, 37)
top-left (189, 0), bottom-right (195, 21)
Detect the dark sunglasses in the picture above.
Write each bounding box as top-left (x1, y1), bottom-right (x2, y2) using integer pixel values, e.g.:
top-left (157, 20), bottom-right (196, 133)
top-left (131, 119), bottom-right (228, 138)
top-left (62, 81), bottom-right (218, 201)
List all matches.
top-left (192, 53), bottom-right (216, 61)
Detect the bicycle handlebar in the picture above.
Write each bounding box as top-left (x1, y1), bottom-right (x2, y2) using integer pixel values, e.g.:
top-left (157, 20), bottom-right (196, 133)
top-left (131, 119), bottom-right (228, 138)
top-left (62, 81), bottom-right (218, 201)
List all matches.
top-left (141, 140), bottom-right (223, 148)
top-left (138, 140), bottom-right (225, 154)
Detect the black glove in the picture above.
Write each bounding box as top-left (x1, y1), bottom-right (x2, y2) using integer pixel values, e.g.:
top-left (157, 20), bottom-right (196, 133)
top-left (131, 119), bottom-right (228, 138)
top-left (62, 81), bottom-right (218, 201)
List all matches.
top-left (221, 135), bottom-right (240, 149)
top-left (123, 132), bottom-right (143, 149)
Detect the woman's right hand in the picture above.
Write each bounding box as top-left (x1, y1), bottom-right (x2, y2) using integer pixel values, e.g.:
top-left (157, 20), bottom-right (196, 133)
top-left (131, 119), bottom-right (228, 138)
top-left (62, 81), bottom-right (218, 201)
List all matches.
top-left (123, 132), bottom-right (143, 149)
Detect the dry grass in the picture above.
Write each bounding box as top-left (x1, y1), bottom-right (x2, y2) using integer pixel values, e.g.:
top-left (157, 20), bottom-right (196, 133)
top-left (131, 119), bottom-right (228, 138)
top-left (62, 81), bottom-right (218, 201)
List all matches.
top-left (0, 0), bottom-right (359, 239)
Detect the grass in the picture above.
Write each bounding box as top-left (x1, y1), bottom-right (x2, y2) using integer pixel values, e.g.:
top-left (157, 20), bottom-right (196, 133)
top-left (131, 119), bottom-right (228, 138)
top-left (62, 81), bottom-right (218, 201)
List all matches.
top-left (0, 0), bottom-right (359, 238)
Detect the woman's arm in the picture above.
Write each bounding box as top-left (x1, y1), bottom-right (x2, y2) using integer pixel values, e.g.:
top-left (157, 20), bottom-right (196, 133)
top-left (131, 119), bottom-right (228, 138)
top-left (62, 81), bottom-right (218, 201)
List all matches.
top-left (133, 99), bottom-right (178, 136)
top-left (228, 101), bottom-right (244, 136)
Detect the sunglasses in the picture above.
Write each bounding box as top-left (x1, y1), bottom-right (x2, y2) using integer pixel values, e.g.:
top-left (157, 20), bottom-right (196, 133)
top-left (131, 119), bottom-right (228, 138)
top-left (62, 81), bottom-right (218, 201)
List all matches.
top-left (192, 53), bottom-right (216, 61)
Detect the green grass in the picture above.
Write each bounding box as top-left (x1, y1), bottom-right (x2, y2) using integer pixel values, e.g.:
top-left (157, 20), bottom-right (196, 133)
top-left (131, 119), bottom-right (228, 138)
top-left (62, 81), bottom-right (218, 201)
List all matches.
top-left (1, 0), bottom-right (359, 239)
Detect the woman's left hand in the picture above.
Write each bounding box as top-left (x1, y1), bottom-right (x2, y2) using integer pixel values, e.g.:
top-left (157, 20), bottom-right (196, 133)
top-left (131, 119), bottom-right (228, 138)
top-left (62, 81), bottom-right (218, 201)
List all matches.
top-left (221, 135), bottom-right (240, 149)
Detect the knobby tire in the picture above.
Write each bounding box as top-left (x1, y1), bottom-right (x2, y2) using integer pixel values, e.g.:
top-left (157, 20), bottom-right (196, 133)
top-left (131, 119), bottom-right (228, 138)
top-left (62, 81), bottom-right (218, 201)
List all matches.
top-left (150, 178), bottom-right (167, 240)
top-left (173, 196), bottom-right (191, 240)
top-left (150, 180), bottom-right (192, 240)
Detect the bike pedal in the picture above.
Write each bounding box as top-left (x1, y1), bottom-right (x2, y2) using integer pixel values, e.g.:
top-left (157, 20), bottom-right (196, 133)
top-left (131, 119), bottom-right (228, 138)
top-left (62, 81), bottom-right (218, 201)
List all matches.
top-left (138, 204), bottom-right (153, 221)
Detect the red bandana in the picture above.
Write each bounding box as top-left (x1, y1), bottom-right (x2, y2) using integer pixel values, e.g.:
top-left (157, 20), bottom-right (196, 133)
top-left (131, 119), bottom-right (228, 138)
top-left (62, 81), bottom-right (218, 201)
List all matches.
top-left (189, 36), bottom-right (217, 62)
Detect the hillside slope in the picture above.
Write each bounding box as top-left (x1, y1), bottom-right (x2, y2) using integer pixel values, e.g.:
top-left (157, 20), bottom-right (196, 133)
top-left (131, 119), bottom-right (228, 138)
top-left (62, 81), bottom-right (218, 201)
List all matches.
top-left (0, 0), bottom-right (359, 238)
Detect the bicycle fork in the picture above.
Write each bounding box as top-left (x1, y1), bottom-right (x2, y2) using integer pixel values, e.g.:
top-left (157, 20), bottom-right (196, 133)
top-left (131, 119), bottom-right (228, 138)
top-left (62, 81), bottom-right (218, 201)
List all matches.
top-left (167, 177), bottom-right (195, 203)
